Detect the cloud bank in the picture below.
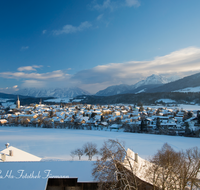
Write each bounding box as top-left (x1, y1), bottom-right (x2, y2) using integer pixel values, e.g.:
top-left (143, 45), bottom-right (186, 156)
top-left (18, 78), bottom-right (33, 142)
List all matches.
top-left (17, 65), bottom-right (43, 72)
top-left (91, 0), bottom-right (140, 11)
top-left (72, 47), bottom-right (200, 92)
top-left (0, 47), bottom-right (200, 94)
top-left (53, 21), bottom-right (92, 35)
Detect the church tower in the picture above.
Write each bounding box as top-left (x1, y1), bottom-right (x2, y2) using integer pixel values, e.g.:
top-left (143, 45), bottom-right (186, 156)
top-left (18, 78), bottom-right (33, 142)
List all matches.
top-left (16, 96), bottom-right (20, 109)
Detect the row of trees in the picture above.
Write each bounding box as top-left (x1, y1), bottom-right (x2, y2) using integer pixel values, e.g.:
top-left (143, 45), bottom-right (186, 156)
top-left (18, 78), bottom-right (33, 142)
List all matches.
top-left (71, 142), bottom-right (98, 160)
top-left (92, 139), bottom-right (200, 190)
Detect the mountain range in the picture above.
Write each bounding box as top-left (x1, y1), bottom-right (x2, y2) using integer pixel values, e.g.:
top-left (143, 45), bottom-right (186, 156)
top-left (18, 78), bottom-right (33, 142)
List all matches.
top-left (14, 87), bottom-right (90, 98)
top-left (3, 72), bottom-right (200, 99)
top-left (146, 72), bottom-right (200, 93)
top-left (95, 74), bottom-right (180, 96)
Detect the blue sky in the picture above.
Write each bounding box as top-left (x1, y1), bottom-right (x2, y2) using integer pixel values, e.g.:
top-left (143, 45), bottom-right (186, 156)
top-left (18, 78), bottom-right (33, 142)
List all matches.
top-left (1, 0), bottom-right (200, 94)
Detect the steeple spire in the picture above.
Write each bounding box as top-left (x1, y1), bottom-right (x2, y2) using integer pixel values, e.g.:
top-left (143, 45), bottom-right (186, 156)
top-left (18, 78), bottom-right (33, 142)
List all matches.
top-left (16, 96), bottom-right (20, 109)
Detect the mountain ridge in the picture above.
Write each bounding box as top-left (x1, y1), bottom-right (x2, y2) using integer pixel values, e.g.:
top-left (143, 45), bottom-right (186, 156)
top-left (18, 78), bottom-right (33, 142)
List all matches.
top-left (14, 87), bottom-right (90, 98)
top-left (95, 74), bottom-right (180, 96)
top-left (147, 72), bottom-right (200, 93)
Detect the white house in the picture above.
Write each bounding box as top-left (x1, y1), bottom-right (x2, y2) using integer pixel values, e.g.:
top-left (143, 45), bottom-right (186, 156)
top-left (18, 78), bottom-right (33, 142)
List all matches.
top-left (0, 143), bottom-right (41, 162)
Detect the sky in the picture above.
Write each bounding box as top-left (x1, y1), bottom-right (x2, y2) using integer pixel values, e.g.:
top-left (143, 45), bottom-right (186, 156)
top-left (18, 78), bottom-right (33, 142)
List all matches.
top-left (0, 0), bottom-right (200, 94)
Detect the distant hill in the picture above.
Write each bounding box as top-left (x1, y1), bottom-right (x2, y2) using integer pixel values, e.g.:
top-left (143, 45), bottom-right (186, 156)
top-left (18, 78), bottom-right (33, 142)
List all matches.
top-left (127, 84), bottom-right (162, 94)
top-left (95, 84), bottom-right (131, 96)
top-left (82, 92), bottom-right (200, 105)
top-left (0, 92), bottom-right (51, 106)
top-left (95, 74), bottom-right (180, 96)
top-left (147, 72), bottom-right (200, 93)
top-left (0, 92), bottom-right (27, 100)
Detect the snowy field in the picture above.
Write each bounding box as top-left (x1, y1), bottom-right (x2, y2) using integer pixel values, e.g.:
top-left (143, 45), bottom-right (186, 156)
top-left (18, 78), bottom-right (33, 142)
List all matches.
top-left (0, 126), bottom-right (200, 190)
top-left (44, 98), bottom-right (71, 103)
top-left (44, 98), bottom-right (83, 103)
top-left (0, 126), bottom-right (200, 160)
top-left (155, 98), bottom-right (176, 103)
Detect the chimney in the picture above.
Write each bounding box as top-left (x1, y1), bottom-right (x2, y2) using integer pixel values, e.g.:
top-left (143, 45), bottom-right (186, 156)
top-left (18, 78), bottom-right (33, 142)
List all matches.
top-left (135, 153), bottom-right (138, 163)
top-left (1, 153), bottom-right (6, 161)
top-left (9, 150), bottom-right (13, 156)
top-left (5, 143), bottom-right (9, 148)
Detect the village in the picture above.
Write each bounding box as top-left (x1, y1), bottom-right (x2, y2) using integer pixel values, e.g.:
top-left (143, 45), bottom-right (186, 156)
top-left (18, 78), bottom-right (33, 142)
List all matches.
top-left (0, 97), bottom-right (200, 137)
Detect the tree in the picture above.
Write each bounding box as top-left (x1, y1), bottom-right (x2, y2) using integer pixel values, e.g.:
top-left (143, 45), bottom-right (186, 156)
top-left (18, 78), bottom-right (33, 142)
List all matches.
top-left (197, 111), bottom-right (200, 124)
top-left (93, 139), bottom-right (143, 190)
top-left (90, 112), bottom-right (96, 118)
top-left (137, 102), bottom-right (143, 107)
top-left (184, 122), bottom-right (191, 136)
top-left (70, 150), bottom-right (76, 160)
top-left (49, 110), bottom-right (54, 118)
top-left (146, 143), bottom-right (200, 189)
top-left (74, 148), bottom-right (84, 160)
top-left (156, 117), bottom-right (161, 130)
top-left (139, 105), bottom-right (144, 112)
top-left (187, 111), bottom-right (193, 118)
top-left (140, 119), bottom-right (145, 132)
top-left (83, 142), bottom-right (98, 160)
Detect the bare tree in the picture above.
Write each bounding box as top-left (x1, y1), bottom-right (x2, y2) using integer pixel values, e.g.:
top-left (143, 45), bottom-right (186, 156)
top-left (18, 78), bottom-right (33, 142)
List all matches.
top-left (93, 139), bottom-right (144, 190)
top-left (146, 143), bottom-right (200, 190)
top-left (83, 142), bottom-right (98, 160)
top-left (74, 148), bottom-right (84, 160)
top-left (70, 150), bottom-right (76, 160)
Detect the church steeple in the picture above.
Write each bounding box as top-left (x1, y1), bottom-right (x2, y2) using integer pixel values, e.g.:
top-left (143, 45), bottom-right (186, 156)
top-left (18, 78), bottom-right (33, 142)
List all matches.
top-left (16, 96), bottom-right (20, 109)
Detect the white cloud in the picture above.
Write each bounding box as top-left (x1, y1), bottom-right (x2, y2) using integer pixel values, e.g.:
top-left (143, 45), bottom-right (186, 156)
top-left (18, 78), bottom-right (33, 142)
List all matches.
top-left (0, 85), bottom-right (19, 94)
top-left (20, 46), bottom-right (29, 51)
top-left (17, 65), bottom-right (43, 72)
top-left (97, 14), bottom-right (104, 20)
top-left (1, 47), bottom-right (200, 93)
top-left (53, 21), bottom-right (92, 35)
top-left (92, 0), bottom-right (114, 11)
top-left (0, 70), bottom-right (68, 80)
top-left (91, 0), bottom-right (140, 11)
top-left (125, 0), bottom-right (140, 7)
top-left (21, 80), bottom-right (47, 88)
top-left (42, 30), bottom-right (47, 34)
top-left (72, 47), bottom-right (200, 93)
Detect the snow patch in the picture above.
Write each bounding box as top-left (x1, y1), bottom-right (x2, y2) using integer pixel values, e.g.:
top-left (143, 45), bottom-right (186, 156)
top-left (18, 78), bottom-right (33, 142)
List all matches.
top-left (174, 86), bottom-right (200, 93)
top-left (156, 99), bottom-right (176, 103)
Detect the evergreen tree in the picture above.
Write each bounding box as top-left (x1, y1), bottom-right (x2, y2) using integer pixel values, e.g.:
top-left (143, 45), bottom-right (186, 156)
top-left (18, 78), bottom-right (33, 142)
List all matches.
top-left (141, 119), bottom-right (145, 131)
top-left (184, 122), bottom-right (191, 136)
top-left (156, 117), bottom-right (161, 130)
top-left (197, 111), bottom-right (200, 124)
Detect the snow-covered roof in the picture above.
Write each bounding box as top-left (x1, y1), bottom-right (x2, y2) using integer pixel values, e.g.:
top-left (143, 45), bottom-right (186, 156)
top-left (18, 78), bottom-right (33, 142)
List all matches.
top-left (123, 148), bottom-right (153, 185)
top-left (0, 146), bottom-right (41, 162)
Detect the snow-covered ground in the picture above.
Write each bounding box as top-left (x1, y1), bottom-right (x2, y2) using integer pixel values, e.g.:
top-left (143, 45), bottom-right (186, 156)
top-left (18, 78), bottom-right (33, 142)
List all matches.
top-left (0, 126), bottom-right (200, 190)
top-left (156, 98), bottom-right (176, 103)
top-left (0, 126), bottom-right (199, 160)
top-left (44, 98), bottom-right (71, 103)
top-left (44, 98), bottom-right (83, 103)
top-left (0, 98), bottom-right (13, 103)
top-left (174, 86), bottom-right (200, 93)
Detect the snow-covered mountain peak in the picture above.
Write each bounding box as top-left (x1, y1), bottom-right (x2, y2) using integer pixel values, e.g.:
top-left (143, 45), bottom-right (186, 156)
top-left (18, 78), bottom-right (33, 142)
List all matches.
top-left (133, 74), bottom-right (179, 89)
top-left (15, 87), bottom-right (90, 98)
top-left (95, 74), bottom-right (180, 96)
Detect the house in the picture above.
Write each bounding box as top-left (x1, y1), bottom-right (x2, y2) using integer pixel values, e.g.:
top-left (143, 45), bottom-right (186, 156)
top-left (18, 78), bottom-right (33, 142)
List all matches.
top-left (0, 119), bottom-right (8, 124)
top-left (0, 143), bottom-right (41, 162)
